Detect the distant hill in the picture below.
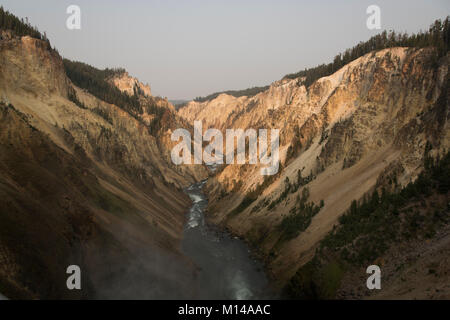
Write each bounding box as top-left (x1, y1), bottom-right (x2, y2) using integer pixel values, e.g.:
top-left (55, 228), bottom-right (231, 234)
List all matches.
top-left (193, 85), bottom-right (270, 103)
top-left (169, 100), bottom-right (190, 110)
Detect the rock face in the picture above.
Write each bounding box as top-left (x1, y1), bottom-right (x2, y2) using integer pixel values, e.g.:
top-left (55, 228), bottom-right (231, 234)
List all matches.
top-left (1, 23), bottom-right (448, 299)
top-left (0, 34), bottom-right (71, 97)
top-left (178, 47), bottom-right (449, 289)
top-left (109, 71), bottom-right (152, 97)
top-left (0, 33), bottom-right (207, 298)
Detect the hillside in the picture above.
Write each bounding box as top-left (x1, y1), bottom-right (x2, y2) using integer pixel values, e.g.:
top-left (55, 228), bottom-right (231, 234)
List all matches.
top-left (1, 6), bottom-right (449, 300)
top-left (0, 27), bottom-right (206, 298)
top-left (178, 35), bottom-right (449, 296)
top-left (287, 151), bottom-right (450, 299)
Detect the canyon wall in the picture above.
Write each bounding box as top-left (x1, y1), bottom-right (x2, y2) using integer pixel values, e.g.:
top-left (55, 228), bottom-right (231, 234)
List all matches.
top-left (0, 32), bottom-right (207, 298)
top-left (179, 47), bottom-right (449, 291)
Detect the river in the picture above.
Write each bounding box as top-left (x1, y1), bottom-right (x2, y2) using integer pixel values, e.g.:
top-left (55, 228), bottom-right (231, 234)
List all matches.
top-left (181, 180), bottom-right (274, 300)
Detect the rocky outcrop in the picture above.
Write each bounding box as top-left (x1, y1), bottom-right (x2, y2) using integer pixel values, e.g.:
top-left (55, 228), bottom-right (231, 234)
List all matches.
top-left (0, 32), bottom-right (206, 298)
top-left (0, 33), bottom-right (70, 98)
top-left (109, 71), bottom-right (152, 97)
top-left (178, 47), bottom-right (449, 288)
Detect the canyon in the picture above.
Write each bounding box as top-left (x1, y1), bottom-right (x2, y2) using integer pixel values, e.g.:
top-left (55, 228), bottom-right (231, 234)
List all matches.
top-left (0, 29), bottom-right (207, 298)
top-left (178, 46), bottom-right (450, 298)
top-left (170, 120), bottom-right (280, 175)
top-left (0, 11), bottom-right (449, 299)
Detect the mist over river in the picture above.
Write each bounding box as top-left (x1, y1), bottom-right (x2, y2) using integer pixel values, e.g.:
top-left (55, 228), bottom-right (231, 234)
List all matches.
top-left (181, 180), bottom-right (274, 299)
top-left (90, 179), bottom-right (274, 300)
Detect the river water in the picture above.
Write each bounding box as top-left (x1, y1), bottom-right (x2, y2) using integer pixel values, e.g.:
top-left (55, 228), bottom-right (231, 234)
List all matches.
top-left (181, 180), bottom-right (273, 300)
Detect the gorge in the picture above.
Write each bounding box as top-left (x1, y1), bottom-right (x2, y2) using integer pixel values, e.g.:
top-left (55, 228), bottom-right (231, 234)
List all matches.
top-left (181, 180), bottom-right (273, 299)
top-left (0, 7), bottom-right (449, 299)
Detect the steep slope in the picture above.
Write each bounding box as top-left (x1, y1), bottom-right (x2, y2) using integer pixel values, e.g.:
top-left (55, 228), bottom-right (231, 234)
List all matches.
top-left (0, 31), bottom-right (206, 298)
top-left (178, 46), bottom-right (449, 292)
top-left (287, 152), bottom-right (450, 299)
top-left (109, 70), bottom-right (152, 98)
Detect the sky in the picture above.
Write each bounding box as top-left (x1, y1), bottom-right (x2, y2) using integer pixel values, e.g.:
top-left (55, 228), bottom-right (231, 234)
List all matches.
top-left (1, 0), bottom-right (449, 100)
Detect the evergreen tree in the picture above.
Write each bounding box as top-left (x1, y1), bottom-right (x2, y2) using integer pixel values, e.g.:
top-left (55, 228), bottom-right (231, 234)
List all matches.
top-left (284, 17), bottom-right (450, 86)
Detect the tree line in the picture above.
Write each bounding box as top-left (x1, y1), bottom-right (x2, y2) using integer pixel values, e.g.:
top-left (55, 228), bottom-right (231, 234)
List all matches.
top-left (194, 17), bottom-right (449, 103)
top-left (63, 59), bottom-right (144, 116)
top-left (193, 85), bottom-right (270, 103)
top-left (286, 149), bottom-right (450, 299)
top-left (0, 6), bottom-right (45, 40)
top-left (284, 17), bottom-right (450, 87)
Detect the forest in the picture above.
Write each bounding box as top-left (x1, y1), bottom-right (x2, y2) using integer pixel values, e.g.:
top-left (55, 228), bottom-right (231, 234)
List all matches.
top-left (0, 6), bottom-right (44, 40)
top-left (193, 85), bottom-right (270, 103)
top-left (191, 17), bottom-right (449, 103)
top-left (284, 17), bottom-right (450, 87)
top-left (63, 59), bottom-right (168, 135)
top-left (62, 59), bottom-right (144, 116)
top-left (2, 6), bottom-right (448, 104)
top-left (286, 150), bottom-right (450, 299)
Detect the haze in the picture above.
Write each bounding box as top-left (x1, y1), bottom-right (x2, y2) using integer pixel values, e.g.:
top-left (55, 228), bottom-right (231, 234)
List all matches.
top-left (1, 0), bottom-right (448, 100)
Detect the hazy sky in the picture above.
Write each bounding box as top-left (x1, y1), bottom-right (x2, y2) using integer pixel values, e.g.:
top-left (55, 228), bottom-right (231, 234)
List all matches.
top-left (1, 0), bottom-right (449, 99)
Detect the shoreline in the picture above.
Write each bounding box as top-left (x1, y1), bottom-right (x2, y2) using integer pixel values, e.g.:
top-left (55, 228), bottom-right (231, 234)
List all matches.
top-left (199, 182), bottom-right (282, 299)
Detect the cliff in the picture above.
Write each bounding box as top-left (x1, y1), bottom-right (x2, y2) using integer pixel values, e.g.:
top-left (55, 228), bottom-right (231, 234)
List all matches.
top-left (178, 47), bottom-right (449, 294)
top-left (0, 32), bottom-right (206, 298)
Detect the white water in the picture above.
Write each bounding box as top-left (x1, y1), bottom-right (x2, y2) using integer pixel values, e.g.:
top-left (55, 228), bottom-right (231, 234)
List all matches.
top-left (181, 180), bottom-right (273, 300)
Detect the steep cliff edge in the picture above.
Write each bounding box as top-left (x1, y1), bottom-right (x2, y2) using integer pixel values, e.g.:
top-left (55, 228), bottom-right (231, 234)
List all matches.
top-left (0, 31), bottom-right (206, 298)
top-left (109, 71), bottom-right (152, 98)
top-left (178, 47), bottom-right (449, 294)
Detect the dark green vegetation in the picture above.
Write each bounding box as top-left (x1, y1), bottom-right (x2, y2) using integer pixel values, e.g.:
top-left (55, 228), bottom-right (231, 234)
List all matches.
top-left (284, 17), bottom-right (450, 87)
top-left (228, 171), bottom-right (323, 247)
top-left (170, 100), bottom-right (190, 110)
top-left (67, 88), bottom-right (87, 110)
top-left (228, 166), bottom-right (319, 219)
top-left (0, 6), bottom-right (46, 41)
top-left (285, 128), bottom-right (303, 163)
top-left (63, 59), bottom-right (169, 134)
top-left (63, 60), bottom-right (143, 115)
top-left (1, 6), bottom-right (167, 133)
top-left (193, 86), bottom-right (270, 103)
top-left (286, 151), bottom-right (450, 299)
top-left (277, 187), bottom-right (323, 242)
top-left (194, 17), bottom-right (449, 104)
top-left (228, 167), bottom-right (283, 218)
top-left (228, 193), bottom-right (258, 218)
top-left (91, 107), bottom-right (113, 125)
top-left (268, 171), bottom-right (316, 210)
